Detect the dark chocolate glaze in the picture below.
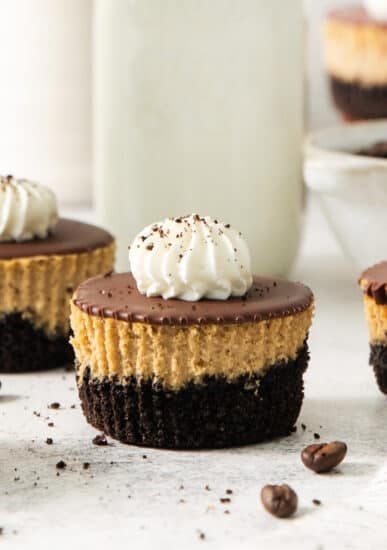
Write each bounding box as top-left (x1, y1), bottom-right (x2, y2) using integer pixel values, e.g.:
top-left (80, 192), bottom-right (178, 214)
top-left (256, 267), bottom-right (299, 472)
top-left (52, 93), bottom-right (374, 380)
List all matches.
top-left (0, 218), bottom-right (114, 259)
top-left (73, 272), bottom-right (313, 326)
top-left (328, 6), bottom-right (387, 27)
top-left (360, 261), bottom-right (387, 305)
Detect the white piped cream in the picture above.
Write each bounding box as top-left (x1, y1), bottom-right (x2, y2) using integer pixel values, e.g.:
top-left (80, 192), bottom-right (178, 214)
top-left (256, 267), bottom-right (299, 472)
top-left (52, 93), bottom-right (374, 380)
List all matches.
top-left (129, 214), bottom-right (253, 301)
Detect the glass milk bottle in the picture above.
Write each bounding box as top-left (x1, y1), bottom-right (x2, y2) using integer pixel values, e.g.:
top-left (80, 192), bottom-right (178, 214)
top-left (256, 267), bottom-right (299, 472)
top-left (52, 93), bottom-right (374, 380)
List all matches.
top-left (94, 0), bottom-right (304, 274)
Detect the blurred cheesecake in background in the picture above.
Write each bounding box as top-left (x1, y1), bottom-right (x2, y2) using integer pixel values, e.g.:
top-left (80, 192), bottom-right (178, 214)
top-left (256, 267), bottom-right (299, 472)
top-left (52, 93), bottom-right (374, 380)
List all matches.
top-left (324, 3), bottom-right (387, 120)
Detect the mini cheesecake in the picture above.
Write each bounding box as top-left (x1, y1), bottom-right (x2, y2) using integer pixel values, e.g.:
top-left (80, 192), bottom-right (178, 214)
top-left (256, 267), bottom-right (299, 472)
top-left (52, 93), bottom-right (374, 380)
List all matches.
top-left (324, 7), bottom-right (387, 120)
top-left (71, 272), bottom-right (313, 449)
top-left (359, 262), bottom-right (387, 394)
top-left (0, 176), bottom-right (115, 372)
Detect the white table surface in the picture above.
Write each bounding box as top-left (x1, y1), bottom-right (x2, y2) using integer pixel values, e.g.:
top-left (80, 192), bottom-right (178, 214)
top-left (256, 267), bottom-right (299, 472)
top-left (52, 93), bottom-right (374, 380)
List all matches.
top-left (1, 197), bottom-right (386, 549)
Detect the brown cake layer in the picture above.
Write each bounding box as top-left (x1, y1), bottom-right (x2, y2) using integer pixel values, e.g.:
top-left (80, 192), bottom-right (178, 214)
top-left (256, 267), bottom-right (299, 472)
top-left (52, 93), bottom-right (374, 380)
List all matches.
top-left (330, 77), bottom-right (387, 120)
top-left (370, 343), bottom-right (387, 395)
top-left (73, 272), bottom-right (313, 326)
top-left (0, 218), bottom-right (114, 259)
top-left (78, 343), bottom-right (309, 449)
top-left (0, 313), bottom-right (73, 373)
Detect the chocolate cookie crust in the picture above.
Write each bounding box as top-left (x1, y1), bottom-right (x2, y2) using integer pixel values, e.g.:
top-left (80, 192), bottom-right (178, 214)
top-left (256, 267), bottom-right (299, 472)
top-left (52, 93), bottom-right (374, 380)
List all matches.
top-left (0, 313), bottom-right (73, 373)
top-left (73, 273), bottom-right (313, 326)
top-left (370, 344), bottom-right (387, 395)
top-left (78, 344), bottom-right (309, 449)
top-left (330, 77), bottom-right (387, 120)
top-left (0, 218), bottom-right (114, 260)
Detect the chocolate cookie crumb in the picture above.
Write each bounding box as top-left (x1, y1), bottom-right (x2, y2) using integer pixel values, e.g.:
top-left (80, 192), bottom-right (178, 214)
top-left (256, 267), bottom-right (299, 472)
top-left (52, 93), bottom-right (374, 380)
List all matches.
top-left (46, 438), bottom-right (53, 445)
top-left (142, 455), bottom-right (147, 459)
top-left (92, 433), bottom-right (108, 446)
top-left (301, 423), bottom-right (306, 430)
top-left (220, 498), bottom-right (231, 504)
top-left (56, 460), bottom-right (66, 470)
top-left (83, 462), bottom-right (90, 470)
top-left (48, 422), bottom-right (54, 427)
top-left (314, 433), bottom-right (320, 440)
top-left (48, 402), bottom-right (60, 409)
top-left (205, 485), bottom-right (211, 491)
top-left (198, 532), bottom-right (206, 541)
top-left (226, 489), bottom-right (233, 495)
top-left (312, 499), bottom-right (322, 506)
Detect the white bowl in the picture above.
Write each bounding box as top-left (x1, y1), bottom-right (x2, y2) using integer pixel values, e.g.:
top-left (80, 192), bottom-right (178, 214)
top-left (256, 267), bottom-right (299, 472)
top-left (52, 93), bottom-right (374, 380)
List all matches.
top-left (304, 120), bottom-right (387, 272)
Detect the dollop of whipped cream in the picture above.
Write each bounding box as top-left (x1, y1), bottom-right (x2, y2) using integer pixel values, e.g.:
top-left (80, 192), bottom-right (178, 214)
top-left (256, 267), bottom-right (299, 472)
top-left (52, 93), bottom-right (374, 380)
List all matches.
top-left (363, 0), bottom-right (387, 21)
top-left (0, 175), bottom-right (58, 242)
top-left (129, 214), bottom-right (253, 301)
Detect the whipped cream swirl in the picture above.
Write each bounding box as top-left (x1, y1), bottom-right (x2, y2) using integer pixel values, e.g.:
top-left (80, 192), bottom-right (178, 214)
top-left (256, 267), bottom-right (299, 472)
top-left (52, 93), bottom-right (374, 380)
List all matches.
top-left (0, 175), bottom-right (58, 242)
top-left (363, 0), bottom-right (387, 21)
top-left (129, 214), bottom-right (253, 301)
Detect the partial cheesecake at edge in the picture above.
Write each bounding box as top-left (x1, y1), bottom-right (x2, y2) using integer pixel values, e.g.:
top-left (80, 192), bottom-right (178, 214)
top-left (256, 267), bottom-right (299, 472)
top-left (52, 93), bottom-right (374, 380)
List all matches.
top-left (359, 261), bottom-right (387, 394)
top-left (324, 6), bottom-right (387, 120)
top-left (0, 176), bottom-right (115, 372)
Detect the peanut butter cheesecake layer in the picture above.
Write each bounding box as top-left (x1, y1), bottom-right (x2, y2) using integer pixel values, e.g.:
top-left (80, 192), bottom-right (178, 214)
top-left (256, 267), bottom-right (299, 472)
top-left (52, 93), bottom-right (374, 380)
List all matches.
top-left (71, 215), bottom-right (314, 449)
top-left (324, 7), bottom-right (387, 119)
top-left (360, 261), bottom-right (387, 394)
top-left (0, 176), bottom-right (115, 372)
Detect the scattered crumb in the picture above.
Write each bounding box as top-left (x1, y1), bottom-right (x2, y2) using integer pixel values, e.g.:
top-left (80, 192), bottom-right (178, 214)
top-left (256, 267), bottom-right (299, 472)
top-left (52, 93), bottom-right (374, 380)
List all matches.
top-left (92, 434), bottom-right (108, 446)
top-left (14, 477), bottom-right (20, 482)
top-left (46, 438), bottom-right (53, 445)
top-left (312, 499), bottom-right (322, 506)
top-left (70, 404), bottom-right (76, 409)
top-left (224, 510), bottom-right (230, 515)
top-left (198, 531), bottom-right (206, 541)
top-left (33, 411), bottom-right (40, 417)
top-left (220, 498), bottom-right (231, 504)
top-left (314, 433), bottom-right (320, 440)
top-left (226, 489), bottom-right (233, 495)
top-left (179, 485), bottom-right (184, 490)
top-left (56, 460), bottom-right (66, 470)
top-left (142, 455), bottom-right (147, 459)
top-left (205, 485), bottom-right (211, 491)
top-left (82, 462), bottom-right (90, 470)
top-left (301, 423), bottom-right (306, 430)
top-left (48, 422), bottom-right (54, 427)
top-left (48, 402), bottom-right (60, 410)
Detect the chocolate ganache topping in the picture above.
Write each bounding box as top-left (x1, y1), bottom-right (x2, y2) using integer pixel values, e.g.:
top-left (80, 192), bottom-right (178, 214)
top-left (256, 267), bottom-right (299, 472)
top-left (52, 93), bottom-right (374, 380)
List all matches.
top-left (360, 261), bottom-right (387, 304)
top-left (0, 218), bottom-right (114, 259)
top-left (73, 272), bottom-right (313, 326)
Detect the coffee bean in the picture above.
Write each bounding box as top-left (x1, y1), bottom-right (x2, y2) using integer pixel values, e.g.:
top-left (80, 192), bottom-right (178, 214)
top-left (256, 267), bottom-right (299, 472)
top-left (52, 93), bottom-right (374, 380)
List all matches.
top-left (261, 484), bottom-right (298, 518)
top-left (301, 441), bottom-right (347, 473)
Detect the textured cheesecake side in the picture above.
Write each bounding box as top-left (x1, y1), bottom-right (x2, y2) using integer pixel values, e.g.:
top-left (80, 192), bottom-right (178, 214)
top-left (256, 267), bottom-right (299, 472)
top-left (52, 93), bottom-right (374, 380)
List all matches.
top-left (0, 243), bottom-right (115, 336)
top-left (70, 304), bottom-right (313, 389)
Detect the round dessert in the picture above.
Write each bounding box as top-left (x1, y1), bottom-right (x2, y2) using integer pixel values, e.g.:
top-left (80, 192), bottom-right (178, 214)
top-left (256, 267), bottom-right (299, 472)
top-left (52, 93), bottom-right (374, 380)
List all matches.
top-left (70, 215), bottom-right (314, 449)
top-left (359, 261), bottom-right (387, 394)
top-left (0, 175), bottom-right (115, 372)
top-left (324, 4), bottom-right (387, 120)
